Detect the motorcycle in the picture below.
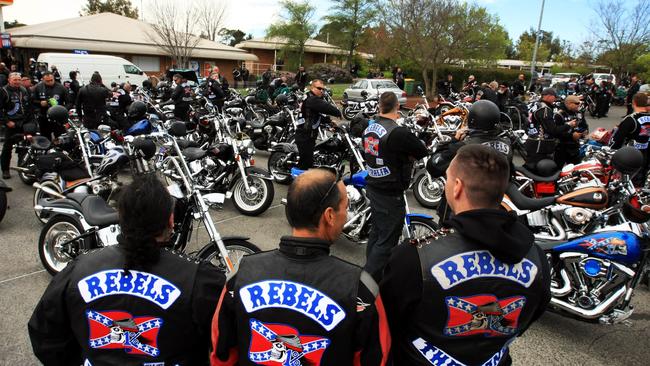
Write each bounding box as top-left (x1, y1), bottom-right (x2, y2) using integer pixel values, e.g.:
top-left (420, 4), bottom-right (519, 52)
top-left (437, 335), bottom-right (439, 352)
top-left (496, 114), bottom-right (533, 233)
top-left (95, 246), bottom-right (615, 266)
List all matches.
top-left (342, 90), bottom-right (378, 120)
top-left (35, 122), bottom-right (260, 276)
top-left (0, 177), bottom-right (10, 223)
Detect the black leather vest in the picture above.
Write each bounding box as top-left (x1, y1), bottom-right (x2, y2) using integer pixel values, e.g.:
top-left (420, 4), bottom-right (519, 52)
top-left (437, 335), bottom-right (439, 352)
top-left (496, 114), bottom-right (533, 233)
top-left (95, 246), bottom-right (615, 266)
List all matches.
top-left (362, 117), bottom-right (410, 192)
top-left (232, 249), bottom-right (362, 365)
top-left (396, 231), bottom-right (547, 366)
top-left (629, 112), bottom-right (650, 151)
top-left (65, 246), bottom-right (204, 365)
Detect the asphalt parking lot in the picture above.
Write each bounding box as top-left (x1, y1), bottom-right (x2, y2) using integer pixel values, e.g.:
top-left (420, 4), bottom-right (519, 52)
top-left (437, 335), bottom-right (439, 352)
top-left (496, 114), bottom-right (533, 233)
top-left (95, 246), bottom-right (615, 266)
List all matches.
top-left (0, 106), bottom-right (648, 365)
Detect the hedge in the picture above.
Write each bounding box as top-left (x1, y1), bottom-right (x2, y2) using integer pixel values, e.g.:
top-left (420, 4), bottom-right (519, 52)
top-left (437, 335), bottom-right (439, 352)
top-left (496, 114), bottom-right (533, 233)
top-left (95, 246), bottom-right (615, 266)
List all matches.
top-left (396, 65), bottom-right (525, 93)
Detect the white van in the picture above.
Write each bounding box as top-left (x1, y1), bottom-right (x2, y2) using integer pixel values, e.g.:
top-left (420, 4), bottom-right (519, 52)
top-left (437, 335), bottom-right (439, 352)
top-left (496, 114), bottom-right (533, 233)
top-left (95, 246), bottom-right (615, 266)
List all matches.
top-left (37, 53), bottom-right (148, 87)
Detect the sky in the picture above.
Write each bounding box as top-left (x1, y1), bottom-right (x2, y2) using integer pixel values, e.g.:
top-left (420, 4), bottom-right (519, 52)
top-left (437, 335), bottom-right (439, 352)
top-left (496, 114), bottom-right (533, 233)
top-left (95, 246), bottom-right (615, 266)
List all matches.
top-left (0, 0), bottom-right (608, 46)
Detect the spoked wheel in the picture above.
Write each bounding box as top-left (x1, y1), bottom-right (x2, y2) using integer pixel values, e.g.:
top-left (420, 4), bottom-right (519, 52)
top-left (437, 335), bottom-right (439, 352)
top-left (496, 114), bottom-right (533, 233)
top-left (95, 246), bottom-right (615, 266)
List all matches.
top-left (413, 174), bottom-right (445, 208)
top-left (400, 216), bottom-right (439, 243)
top-left (38, 216), bottom-right (90, 275)
top-left (33, 179), bottom-right (62, 224)
top-left (197, 239), bottom-right (260, 278)
top-left (268, 151), bottom-right (293, 184)
top-left (343, 106), bottom-right (357, 120)
top-left (231, 176), bottom-right (275, 216)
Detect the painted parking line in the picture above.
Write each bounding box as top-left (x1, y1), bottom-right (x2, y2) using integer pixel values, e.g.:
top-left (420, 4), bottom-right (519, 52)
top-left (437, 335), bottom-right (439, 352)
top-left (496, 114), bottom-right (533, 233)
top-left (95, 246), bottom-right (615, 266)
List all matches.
top-left (0, 269), bottom-right (47, 285)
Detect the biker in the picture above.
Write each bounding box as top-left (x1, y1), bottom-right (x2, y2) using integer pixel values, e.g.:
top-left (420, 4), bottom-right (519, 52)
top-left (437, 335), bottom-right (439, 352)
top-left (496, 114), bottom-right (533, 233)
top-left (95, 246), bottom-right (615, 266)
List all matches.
top-left (512, 73), bottom-right (525, 99)
top-left (436, 73), bottom-right (455, 99)
top-left (295, 65), bottom-right (308, 90)
top-left (21, 74), bottom-right (33, 91)
top-left (610, 93), bottom-right (650, 186)
top-left (63, 71), bottom-right (80, 111)
top-left (32, 71), bottom-right (67, 140)
top-left (462, 75), bottom-right (478, 97)
top-left (107, 82), bottom-right (133, 130)
top-left (595, 79), bottom-right (613, 118)
top-left (526, 88), bottom-right (571, 168)
top-left (51, 65), bottom-right (62, 83)
top-left (0, 72), bottom-right (33, 179)
top-left (232, 65), bottom-right (241, 89)
top-left (162, 74), bottom-right (192, 121)
top-left (553, 95), bottom-right (589, 167)
top-left (76, 72), bottom-right (112, 129)
top-left (203, 71), bottom-right (226, 112)
top-left (381, 143), bottom-right (551, 366)
top-left (29, 174), bottom-right (225, 365)
top-left (363, 92), bottom-right (428, 281)
top-left (626, 75), bottom-right (641, 115)
top-left (496, 81), bottom-right (510, 112)
top-left (296, 79), bottom-right (342, 170)
top-left (210, 168), bottom-right (389, 366)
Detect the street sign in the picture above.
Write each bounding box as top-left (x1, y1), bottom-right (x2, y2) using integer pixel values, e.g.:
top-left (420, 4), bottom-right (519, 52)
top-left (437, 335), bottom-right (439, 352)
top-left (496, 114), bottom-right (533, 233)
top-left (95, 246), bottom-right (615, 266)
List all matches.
top-left (73, 49), bottom-right (89, 55)
top-left (1, 33), bottom-right (10, 48)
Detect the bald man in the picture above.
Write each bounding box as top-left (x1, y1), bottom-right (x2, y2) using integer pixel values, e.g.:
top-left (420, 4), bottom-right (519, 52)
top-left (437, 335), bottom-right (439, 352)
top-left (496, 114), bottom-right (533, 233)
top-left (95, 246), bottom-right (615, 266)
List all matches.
top-left (553, 94), bottom-right (589, 167)
top-left (211, 169), bottom-right (390, 366)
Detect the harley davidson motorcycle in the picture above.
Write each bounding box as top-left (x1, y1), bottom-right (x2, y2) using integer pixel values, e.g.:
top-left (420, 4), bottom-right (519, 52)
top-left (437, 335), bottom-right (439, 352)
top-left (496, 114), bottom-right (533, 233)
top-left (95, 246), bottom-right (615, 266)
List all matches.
top-left (35, 122), bottom-right (260, 276)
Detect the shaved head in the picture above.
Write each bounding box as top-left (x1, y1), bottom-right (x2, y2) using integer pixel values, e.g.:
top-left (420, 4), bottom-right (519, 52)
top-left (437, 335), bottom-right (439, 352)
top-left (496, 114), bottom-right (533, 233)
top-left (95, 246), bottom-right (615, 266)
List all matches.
top-left (286, 169), bottom-right (341, 230)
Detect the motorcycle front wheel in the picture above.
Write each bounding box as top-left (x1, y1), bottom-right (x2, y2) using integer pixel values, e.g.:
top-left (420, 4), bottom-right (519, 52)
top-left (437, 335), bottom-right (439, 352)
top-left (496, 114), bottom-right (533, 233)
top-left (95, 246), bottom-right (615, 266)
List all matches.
top-left (413, 174), bottom-right (445, 208)
top-left (197, 239), bottom-right (260, 277)
top-left (231, 176), bottom-right (275, 216)
top-left (39, 215), bottom-right (91, 275)
top-left (401, 216), bottom-right (439, 243)
top-left (268, 151), bottom-right (293, 185)
top-left (343, 106), bottom-right (358, 120)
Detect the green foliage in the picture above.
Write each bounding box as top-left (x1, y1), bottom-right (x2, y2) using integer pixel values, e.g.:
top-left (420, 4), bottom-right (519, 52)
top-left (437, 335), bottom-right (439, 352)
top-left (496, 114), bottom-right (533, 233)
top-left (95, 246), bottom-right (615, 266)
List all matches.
top-left (218, 28), bottom-right (253, 47)
top-left (409, 66), bottom-right (522, 91)
top-left (266, 0), bottom-right (317, 66)
top-left (80, 0), bottom-right (138, 19)
top-left (635, 53), bottom-right (650, 81)
top-left (515, 28), bottom-right (563, 62)
top-left (325, 0), bottom-right (378, 67)
top-left (516, 38), bottom-right (551, 63)
top-left (315, 21), bottom-right (348, 47)
top-left (306, 63), bottom-right (353, 83)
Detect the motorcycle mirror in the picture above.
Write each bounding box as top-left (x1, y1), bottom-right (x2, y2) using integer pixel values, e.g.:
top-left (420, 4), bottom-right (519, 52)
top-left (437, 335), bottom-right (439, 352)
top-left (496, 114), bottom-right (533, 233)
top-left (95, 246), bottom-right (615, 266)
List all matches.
top-left (168, 121), bottom-right (187, 137)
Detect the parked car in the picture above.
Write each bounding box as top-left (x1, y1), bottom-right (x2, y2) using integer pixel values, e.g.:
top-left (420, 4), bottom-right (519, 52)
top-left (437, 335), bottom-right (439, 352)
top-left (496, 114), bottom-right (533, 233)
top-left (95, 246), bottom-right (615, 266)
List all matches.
top-left (38, 53), bottom-right (148, 87)
top-left (343, 79), bottom-right (407, 105)
top-left (551, 72), bottom-right (581, 87)
top-left (593, 73), bottom-right (616, 86)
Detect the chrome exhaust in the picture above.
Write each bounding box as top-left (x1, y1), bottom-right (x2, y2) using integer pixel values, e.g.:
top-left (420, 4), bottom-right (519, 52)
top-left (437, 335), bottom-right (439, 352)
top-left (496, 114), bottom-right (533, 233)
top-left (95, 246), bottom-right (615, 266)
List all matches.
top-left (550, 269), bottom-right (573, 297)
top-left (550, 286), bottom-right (626, 319)
top-left (33, 182), bottom-right (66, 199)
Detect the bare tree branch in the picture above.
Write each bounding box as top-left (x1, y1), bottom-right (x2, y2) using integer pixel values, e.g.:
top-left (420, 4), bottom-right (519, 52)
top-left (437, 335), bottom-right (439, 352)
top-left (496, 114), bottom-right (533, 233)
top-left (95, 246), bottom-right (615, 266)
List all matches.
top-left (146, 0), bottom-right (202, 68)
top-left (196, 0), bottom-right (228, 41)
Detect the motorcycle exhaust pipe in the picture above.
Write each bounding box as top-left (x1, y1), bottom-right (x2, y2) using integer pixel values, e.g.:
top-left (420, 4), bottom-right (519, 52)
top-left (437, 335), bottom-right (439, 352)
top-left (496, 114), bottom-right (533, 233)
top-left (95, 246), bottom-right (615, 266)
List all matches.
top-left (550, 269), bottom-right (573, 297)
top-left (10, 166), bottom-right (30, 173)
top-left (549, 286), bottom-right (626, 319)
top-left (33, 183), bottom-right (66, 199)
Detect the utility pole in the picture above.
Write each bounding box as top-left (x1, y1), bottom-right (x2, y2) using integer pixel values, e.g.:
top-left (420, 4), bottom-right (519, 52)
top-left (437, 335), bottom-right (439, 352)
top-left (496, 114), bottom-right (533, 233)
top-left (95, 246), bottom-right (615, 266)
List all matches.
top-left (324, 32), bottom-right (329, 64)
top-left (529, 0), bottom-right (546, 90)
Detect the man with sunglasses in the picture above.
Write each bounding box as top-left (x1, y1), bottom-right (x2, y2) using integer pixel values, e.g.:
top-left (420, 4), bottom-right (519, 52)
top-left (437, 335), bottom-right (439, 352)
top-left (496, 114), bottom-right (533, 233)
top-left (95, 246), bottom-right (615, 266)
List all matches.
top-left (296, 79), bottom-right (342, 169)
top-left (211, 168), bottom-right (390, 366)
top-left (363, 92), bottom-right (428, 281)
top-left (553, 95), bottom-right (588, 167)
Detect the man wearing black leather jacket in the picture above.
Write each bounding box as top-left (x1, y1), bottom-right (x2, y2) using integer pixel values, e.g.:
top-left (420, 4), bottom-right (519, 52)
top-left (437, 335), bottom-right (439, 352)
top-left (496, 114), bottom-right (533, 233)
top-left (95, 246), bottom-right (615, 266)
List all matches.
top-left (512, 74), bottom-right (525, 99)
top-left (1, 72), bottom-right (33, 179)
top-left (296, 79), bottom-right (342, 169)
top-left (63, 71), bottom-right (80, 111)
top-left (107, 82), bottom-right (133, 130)
top-left (163, 74), bottom-right (192, 121)
top-left (382, 144), bottom-right (551, 366)
top-left (203, 72), bottom-right (226, 112)
top-left (211, 169), bottom-right (390, 366)
top-left (32, 71), bottom-right (67, 140)
top-left (29, 175), bottom-right (225, 365)
top-left (76, 72), bottom-right (112, 129)
top-left (553, 95), bottom-right (588, 167)
top-left (527, 88), bottom-right (575, 167)
top-left (362, 92), bottom-right (428, 281)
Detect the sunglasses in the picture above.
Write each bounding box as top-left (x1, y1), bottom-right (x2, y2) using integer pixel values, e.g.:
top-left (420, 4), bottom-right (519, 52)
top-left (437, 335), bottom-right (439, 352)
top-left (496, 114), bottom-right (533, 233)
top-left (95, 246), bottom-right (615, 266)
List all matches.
top-left (315, 86), bottom-right (326, 91)
top-left (317, 167), bottom-right (342, 210)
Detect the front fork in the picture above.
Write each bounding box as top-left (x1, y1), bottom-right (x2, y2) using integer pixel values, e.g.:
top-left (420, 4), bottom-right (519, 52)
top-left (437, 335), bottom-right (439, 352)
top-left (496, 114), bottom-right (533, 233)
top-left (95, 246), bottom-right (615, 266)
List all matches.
top-left (194, 190), bottom-right (235, 273)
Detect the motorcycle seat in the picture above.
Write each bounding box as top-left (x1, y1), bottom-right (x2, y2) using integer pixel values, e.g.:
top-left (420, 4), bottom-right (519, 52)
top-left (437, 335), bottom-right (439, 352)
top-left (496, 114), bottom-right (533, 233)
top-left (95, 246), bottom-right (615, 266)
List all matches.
top-left (38, 197), bottom-right (83, 213)
top-left (505, 184), bottom-right (557, 211)
top-left (515, 165), bottom-right (561, 183)
top-left (183, 147), bottom-right (207, 162)
top-left (81, 195), bottom-right (119, 226)
top-left (177, 139), bottom-right (201, 149)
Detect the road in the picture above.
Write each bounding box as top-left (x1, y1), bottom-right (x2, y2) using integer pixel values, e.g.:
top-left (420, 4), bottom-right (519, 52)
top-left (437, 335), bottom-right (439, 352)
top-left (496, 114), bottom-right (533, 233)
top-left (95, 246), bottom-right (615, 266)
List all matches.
top-left (0, 106), bottom-right (648, 365)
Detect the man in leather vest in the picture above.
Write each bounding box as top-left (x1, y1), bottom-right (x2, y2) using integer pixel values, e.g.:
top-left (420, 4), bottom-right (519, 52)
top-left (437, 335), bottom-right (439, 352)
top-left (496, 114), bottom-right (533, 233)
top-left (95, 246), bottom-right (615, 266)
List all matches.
top-left (381, 144), bottom-right (551, 366)
top-left (610, 93), bottom-right (650, 186)
top-left (1, 72), bottom-right (33, 179)
top-left (107, 82), bottom-right (133, 130)
top-left (203, 71), bottom-right (226, 113)
top-left (32, 71), bottom-right (67, 141)
top-left (210, 169), bottom-right (390, 366)
top-left (527, 88), bottom-right (575, 167)
top-left (553, 95), bottom-right (589, 167)
top-left (28, 174), bottom-right (225, 365)
top-left (63, 71), bottom-right (81, 111)
top-left (296, 79), bottom-right (342, 169)
top-left (362, 92), bottom-right (428, 281)
top-left (161, 74), bottom-right (192, 121)
top-left (76, 72), bottom-right (112, 129)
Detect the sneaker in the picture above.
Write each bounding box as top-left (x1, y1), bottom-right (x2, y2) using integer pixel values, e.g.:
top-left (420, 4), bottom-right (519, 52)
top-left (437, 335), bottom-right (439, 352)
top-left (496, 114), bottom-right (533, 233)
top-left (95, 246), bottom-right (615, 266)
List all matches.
top-left (2, 171), bottom-right (10, 179)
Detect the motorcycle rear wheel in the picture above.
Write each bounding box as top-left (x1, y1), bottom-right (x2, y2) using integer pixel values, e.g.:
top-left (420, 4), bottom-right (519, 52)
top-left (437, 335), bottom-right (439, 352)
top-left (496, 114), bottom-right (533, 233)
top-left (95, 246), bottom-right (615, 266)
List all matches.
top-left (39, 215), bottom-right (91, 275)
top-left (268, 151), bottom-right (292, 185)
top-left (231, 176), bottom-right (275, 216)
top-left (197, 239), bottom-right (260, 277)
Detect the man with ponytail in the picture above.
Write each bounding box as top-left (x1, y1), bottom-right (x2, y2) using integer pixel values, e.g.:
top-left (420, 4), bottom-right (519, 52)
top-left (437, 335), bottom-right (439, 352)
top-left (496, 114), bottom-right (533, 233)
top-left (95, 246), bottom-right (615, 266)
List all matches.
top-left (29, 174), bottom-right (225, 365)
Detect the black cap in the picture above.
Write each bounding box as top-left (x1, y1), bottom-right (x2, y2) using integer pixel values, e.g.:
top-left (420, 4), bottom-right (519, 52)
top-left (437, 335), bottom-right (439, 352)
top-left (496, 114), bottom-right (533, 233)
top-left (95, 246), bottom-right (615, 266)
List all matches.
top-left (541, 88), bottom-right (557, 97)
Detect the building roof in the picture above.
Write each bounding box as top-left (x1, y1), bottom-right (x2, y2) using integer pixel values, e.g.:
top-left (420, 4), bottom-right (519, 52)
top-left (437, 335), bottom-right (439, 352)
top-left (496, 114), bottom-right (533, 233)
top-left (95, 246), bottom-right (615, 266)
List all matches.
top-left (9, 12), bottom-right (258, 62)
top-left (236, 37), bottom-right (373, 59)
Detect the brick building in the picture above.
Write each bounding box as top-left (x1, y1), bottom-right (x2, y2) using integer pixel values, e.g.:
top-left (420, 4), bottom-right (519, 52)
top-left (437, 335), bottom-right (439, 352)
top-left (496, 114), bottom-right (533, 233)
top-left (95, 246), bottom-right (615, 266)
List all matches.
top-left (7, 12), bottom-right (258, 84)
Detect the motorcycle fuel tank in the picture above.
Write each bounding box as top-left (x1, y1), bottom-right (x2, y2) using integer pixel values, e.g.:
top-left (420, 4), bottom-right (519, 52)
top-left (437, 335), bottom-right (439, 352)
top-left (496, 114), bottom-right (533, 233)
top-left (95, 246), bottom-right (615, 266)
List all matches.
top-left (551, 231), bottom-right (643, 265)
top-left (556, 187), bottom-right (608, 209)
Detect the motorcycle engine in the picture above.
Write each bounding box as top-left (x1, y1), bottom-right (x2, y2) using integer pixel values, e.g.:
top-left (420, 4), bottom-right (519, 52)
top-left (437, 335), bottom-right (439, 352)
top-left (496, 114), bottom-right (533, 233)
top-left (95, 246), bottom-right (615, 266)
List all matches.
top-left (562, 207), bottom-right (594, 226)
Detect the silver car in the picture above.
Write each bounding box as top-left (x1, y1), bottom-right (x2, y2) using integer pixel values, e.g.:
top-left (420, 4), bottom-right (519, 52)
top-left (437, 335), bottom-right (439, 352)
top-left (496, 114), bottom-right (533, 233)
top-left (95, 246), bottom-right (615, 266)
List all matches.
top-left (343, 79), bottom-right (407, 105)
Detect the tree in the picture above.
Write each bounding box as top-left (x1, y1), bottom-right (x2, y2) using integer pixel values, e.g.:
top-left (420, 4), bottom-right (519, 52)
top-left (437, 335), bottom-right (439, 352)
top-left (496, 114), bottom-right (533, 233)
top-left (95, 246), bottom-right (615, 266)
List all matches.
top-left (80, 0), bottom-right (139, 19)
top-left (382, 0), bottom-right (509, 97)
top-left (196, 0), bottom-right (227, 42)
top-left (516, 38), bottom-right (550, 62)
top-left (515, 28), bottom-right (562, 61)
top-left (315, 21), bottom-right (348, 48)
top-left (146, 0), bottom-right (200, 68)
top-left (218, 28), bottom-right (253, 47)
top-left (591, 0), bottom-right (650, 76)
top-left (325, 0), bottom-right (377, 67)
top-left (634, 53), bottom-right (650, 81)
top-left (4, 20), bottom-right (26, 29)
top-left (266, 0), bottom-right (317, 67)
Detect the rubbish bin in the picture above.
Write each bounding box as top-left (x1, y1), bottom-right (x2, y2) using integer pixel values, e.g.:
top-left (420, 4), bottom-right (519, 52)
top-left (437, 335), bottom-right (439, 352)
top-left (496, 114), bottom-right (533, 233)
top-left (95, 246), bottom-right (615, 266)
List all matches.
top-left (404, 78), bottom-right (415, 95)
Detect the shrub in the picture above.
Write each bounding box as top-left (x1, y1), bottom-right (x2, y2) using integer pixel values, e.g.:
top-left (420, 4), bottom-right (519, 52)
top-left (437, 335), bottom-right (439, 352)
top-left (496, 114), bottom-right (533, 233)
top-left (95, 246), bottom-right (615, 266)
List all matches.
top-left (306, 63), bottom-right (353, 83)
